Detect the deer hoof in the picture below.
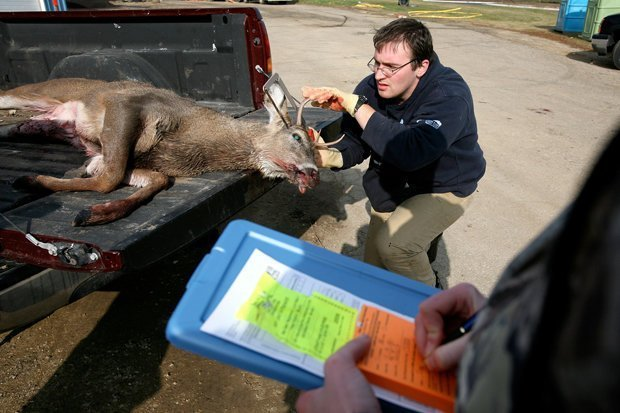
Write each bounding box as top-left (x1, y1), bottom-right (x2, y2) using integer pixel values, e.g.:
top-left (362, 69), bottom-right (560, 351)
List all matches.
top-left (12, 176), bottom-right (51, 192)
top-left (73, 209), bottom-right (93, 227)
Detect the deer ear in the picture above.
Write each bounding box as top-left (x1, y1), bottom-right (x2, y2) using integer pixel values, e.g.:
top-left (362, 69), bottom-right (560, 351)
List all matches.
top-left (264, 83), bottom-right (292, 127)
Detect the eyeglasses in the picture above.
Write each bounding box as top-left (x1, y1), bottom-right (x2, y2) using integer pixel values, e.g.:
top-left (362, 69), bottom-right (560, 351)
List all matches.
top-left (367, 57), bottom-right (417, 77)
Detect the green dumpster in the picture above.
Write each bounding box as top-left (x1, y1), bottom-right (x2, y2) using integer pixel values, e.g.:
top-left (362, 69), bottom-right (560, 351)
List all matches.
top-left (581, 0), bottom-right (620, 39)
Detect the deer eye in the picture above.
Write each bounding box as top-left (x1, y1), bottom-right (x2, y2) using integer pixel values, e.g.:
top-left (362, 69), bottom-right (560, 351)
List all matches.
top-left (292, 133), bottom-right (302, 141)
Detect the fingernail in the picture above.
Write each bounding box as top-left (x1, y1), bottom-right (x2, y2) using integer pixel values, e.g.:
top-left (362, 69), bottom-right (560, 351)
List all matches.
top-left (423, 331), bottom-right (440, 357)
top-left (424, 355), bottom-right (438, 371)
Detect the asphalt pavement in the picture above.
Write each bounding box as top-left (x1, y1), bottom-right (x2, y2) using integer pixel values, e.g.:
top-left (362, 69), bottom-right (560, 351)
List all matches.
top-left (1, 1), bottom-right (619, 412)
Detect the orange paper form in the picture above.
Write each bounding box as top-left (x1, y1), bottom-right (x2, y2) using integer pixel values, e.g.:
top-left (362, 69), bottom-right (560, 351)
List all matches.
top-left (355, 305), bottom-right (456, 412)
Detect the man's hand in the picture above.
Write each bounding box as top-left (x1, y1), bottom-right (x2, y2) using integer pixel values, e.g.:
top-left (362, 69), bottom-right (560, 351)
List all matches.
top-left (302, 86), bottom-right (359, 117)
top-left (308, 127), bottom-right (343, 168)
top-left (415, 283), bottom-right (487, 371)
top-left (296, 335), bottom-right (381, 413)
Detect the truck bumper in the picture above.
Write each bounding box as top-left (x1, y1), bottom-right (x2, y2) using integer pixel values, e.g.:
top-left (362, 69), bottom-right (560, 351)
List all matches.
top-left (592, 34), bottom-right (612, 56)
top-left (0, 260), bottom-right (122, 332)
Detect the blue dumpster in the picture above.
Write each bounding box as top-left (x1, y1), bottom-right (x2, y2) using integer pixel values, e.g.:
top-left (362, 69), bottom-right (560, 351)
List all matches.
top-left (555, 0), bottom-right (588, 33)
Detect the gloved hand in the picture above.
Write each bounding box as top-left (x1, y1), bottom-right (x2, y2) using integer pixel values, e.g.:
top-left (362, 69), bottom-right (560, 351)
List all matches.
top-left (302, 86), bottom-right (359, 117)
top-left (308, 127), bottom-right (344, 169)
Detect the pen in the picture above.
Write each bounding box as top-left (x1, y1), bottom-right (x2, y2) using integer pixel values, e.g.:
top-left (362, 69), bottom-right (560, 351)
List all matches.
top-left (442, 311), bottom-right (479, 344)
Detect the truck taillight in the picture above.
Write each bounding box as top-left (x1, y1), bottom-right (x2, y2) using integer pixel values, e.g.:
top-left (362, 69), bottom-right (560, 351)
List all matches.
top-left (244, 10), bottom-right (272, 109)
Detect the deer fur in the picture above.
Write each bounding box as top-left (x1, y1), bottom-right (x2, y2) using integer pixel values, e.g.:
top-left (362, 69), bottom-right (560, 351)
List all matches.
top-left (0, 78), bottom-right (320, 226)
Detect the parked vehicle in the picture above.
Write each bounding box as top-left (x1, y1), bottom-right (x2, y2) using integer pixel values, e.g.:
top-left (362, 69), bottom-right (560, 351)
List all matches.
top-left (591, 12), bottom-right (620, 69)
top-left (66, 0), bottom-right (113, 8)
top-left (243, 0), bottom-right (298, 4)
top-left (0, 7), bottom-right (340, 332)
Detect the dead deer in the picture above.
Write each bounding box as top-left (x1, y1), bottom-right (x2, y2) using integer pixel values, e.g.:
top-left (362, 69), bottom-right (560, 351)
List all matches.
top-left (0, 77), bottom-right (324, 226)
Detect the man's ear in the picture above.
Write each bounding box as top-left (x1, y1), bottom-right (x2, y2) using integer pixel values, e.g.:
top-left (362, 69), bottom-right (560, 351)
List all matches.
top-left (416, 59), bottom-right (431, 78)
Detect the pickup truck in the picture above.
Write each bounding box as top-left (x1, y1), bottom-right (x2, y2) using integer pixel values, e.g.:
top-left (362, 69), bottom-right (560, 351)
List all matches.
top-left (591, 12), bottom-right (620, 69)
top-left (0, 7), bottom-right (340, 332)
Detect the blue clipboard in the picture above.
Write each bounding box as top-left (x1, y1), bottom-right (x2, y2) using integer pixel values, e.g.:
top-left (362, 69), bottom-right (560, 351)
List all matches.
top-left (166, 219), bottom-right (438, 390)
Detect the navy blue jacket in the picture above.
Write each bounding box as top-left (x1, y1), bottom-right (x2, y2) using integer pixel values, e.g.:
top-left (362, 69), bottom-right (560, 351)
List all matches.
top-left (333, 54), bottom-right (486, 212)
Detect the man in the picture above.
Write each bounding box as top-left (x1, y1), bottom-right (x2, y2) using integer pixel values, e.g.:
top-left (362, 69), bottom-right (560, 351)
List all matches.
top-left (303, 18), bottom-right (485, 287)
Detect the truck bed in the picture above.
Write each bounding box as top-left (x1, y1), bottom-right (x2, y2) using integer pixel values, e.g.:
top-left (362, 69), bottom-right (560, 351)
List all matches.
top-left (0, 6), bottom-right (343, 331)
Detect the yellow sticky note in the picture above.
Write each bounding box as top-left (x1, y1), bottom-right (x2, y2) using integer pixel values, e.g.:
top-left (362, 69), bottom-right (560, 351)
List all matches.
top-left (236, 273), bottom-right (358, 361)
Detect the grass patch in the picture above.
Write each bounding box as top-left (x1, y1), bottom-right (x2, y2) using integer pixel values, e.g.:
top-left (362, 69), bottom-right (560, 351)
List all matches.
top-left (300, 0), bottom-right (557, 27)
top-left (297, 0), bottom-right (589, 48)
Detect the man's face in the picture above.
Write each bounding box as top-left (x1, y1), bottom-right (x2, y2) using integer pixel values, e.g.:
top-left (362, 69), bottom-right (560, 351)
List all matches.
top-left (373, 41), bottom-right (428, 103)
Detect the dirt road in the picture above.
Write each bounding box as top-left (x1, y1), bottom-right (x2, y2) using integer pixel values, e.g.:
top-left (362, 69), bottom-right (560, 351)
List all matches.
top-left (1, 2), bottom-right (619, 412)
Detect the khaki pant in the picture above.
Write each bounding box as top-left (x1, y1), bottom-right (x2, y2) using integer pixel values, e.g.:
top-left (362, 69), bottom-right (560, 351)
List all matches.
top-left (364, 192), bottom-right (473, 286)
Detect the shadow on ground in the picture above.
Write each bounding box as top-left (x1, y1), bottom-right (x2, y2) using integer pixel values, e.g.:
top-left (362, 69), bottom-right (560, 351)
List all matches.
top-left (15, 175), bottom-right (353, 412)
top-left (19, 232), bottom-right (218, 412)
top-left (13, 169), bottom-right (455, 412)
top-left (567, 49), bottom-right (617, 70)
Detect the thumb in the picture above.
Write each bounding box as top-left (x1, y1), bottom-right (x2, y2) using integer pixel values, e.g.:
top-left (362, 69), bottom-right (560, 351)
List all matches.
top-left (302, 86), bottom-right (336, 101)
top-left (337, 334), bottom-right (372, 362)
top-left (324, 335), bottom-right (371, 374)
top-left (301, 86), bottom-right (313, 98)
top-left (424, 335), bottom-right (469, 372)
top-left (296, 335), bottom-right (373, 413)
top-left (296, 388), bottom-right (323, 413)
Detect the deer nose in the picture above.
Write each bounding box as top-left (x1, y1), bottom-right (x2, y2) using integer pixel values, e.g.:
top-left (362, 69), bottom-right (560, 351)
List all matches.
top-left (305, 168), bottom-right (319, 188)
top-left (296, 167), bottom-right (319, 194)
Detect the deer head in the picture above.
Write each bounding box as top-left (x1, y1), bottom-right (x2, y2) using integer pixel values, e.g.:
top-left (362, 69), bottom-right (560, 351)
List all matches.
top-left (255, 81), bottom-right (320, 194)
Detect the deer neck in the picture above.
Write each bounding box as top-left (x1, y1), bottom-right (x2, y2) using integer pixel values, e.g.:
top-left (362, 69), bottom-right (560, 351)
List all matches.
top-left (168, 119), bottom-right (269, 173)
top-left (142, 112), bottom-right (272, 176)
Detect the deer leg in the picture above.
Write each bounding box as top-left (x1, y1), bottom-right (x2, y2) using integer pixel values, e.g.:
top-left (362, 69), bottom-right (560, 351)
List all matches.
top-left (0, 93), bottom-right (63, 112)
top-left (12, 148), bottom-right (130, 193)
top-left (13, 98), bottom-right (140, 194)
top-left (13, 173), bottom-right (121, 193)
top-left (73, 169), bottom-right (170, 226)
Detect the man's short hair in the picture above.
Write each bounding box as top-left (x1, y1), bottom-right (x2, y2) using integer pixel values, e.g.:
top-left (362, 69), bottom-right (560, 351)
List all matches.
top-left (373, 18), bottom-right (434, 63)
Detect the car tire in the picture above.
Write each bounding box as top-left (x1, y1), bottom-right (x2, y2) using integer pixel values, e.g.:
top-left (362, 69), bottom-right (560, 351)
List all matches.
top-left (612, 40), bottom-right (620, 69)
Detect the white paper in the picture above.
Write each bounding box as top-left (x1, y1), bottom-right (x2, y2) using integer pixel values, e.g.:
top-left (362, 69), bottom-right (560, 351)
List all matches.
top-left (201, 249), bottom-right (438, 413)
